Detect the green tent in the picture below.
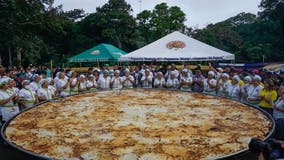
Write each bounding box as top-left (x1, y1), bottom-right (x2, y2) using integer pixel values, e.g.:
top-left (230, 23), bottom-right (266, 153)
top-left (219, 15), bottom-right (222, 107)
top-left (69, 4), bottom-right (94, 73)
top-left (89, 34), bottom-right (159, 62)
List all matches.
top-left (68, 43), bottom-right (127, 62)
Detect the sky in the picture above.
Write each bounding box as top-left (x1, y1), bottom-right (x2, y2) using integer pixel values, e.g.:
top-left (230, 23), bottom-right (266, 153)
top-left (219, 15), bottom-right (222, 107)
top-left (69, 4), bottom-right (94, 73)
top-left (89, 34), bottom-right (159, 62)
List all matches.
top-left (54, 0), bottom-right (262, 28)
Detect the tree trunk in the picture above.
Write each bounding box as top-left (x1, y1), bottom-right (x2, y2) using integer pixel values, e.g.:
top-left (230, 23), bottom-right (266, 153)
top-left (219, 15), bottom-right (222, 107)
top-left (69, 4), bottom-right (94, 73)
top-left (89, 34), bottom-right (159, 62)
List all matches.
top-left (17, 47), bottom-right (22, 66)
top-left (8, 45), bottom-right (12, 66)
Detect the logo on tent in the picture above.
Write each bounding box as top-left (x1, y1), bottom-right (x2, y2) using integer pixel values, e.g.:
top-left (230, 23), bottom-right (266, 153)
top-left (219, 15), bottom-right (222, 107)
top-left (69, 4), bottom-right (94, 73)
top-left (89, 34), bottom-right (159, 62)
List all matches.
top-left (166, 41), bottom-right (186, 50)
top-left (91, 50), bottom-right (100, 55)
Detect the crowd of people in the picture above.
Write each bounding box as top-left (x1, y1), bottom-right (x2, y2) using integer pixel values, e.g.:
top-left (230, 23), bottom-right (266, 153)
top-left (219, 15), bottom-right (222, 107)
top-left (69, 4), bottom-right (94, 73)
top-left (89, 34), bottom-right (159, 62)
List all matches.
top-left (0, 63), bottom-right (284, 139)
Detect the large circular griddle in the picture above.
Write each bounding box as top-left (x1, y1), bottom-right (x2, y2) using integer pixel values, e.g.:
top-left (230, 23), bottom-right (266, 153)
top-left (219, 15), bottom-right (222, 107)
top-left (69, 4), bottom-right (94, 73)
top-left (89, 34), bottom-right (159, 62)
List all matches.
top-left (1, 89), bottom-right (275, 160)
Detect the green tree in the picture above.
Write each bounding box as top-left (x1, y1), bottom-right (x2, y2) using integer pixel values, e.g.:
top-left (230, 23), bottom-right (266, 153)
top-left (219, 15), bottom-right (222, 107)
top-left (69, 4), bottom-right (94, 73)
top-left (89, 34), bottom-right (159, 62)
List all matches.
top-left (75, 0), bottom-right (137, 52)
top-left (136, 3), bottom-right (186, 45)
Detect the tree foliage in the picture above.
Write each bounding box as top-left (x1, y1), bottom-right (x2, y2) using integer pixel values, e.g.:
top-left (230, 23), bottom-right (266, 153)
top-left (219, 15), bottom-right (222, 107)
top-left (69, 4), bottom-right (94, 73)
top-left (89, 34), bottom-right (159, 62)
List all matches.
top-left (0, 0), bottom-right (283, 67)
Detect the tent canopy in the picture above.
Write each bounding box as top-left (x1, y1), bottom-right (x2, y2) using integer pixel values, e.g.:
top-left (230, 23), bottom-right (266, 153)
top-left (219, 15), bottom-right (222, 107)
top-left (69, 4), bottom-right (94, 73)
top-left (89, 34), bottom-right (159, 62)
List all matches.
top-left (69, 43), bottom-right (127, 62)
top-left (121, 31), bottom-right (235, 61)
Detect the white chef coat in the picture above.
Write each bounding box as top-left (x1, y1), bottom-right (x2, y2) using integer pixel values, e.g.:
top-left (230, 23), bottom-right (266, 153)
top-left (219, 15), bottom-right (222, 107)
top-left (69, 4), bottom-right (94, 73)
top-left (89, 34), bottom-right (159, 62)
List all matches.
top-left (141, 75), bottom-right (153, 88)
top-left (0, 90), bottom-right (19, 121)
top-left (153, 78), bottom-right (166, 88)
top-left (203, 78), bottom-right (217, 95)
top-left (98, 77), bottom-right (111, 89)
top-left (180, 76), bottom-right (192, 91)
top-left (30, 82), bottom-right (41, 93)
top-left (122, 75), bottom-right (134, 88)
top-left (111, 77), bottom-right (123, 89)
top-left (166, 78), bottom-right (180, 89)
top-left (38, 88), bottom-right (53, 101)
top-left (19, 88), bottom-right (36, 108)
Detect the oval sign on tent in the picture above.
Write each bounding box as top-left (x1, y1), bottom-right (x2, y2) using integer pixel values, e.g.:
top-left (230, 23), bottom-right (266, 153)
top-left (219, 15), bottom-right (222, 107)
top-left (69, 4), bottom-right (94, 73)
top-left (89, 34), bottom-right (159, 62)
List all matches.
top-left (166, 41), bottom-right (186, 50)
top-left (91, 50), bottom-right (100, 55)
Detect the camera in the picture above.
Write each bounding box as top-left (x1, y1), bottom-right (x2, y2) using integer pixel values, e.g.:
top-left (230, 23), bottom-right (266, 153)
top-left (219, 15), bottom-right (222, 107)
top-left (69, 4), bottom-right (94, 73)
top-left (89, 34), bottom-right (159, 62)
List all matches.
top-left (249, 138), bottom-right (284, 160)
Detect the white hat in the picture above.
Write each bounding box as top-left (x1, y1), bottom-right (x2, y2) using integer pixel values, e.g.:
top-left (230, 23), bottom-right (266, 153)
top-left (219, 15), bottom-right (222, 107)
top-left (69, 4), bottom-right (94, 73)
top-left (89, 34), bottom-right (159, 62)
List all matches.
top-left (22, 80), bottom-right (30, 86)
top-left (79, 74), bottom-right (86, 78)
top-left (208, 71), bottom-right (215, 77)
top-left (115, 70), bottom-right (120, 74)
top-left (88, 74), bottom-right (95, 78)
top-left (233, 75), bottom-right (240, 82)
top-left (93, 68), bottom-right (100, 72)
top-left (0, 79), bottom-right (8, 87)
top-left (244, 76), bottom-right (252, 82)
top-left (33, 74), bottom-right (40, 80)
top-left (216, 68), bottom-right (223, 73)
top-left (56, 72), bottom-right (61, 78)
top-left (253, 75), bottom-right (262, 81)
top-left (103, 70), bottom-right (108, 73)
top-left (40, 79), bottom-right (48, 86)
top-left (182, 69), bottom-right (188, 73)
top-left (170, 71), bottom-right (176, 75)
top-left (124, 69), bottom-right (130, 73)
top-left (157, 72), bottom-right (163, 75)
top-left (222, 73), bottom-right (229, 79)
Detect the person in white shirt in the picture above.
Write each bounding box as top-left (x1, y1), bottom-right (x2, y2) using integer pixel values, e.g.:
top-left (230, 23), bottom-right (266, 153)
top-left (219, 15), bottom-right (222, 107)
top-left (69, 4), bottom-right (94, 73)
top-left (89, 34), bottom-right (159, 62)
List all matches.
top-left (30, 74), bottom-right (41, 93)
top-left (140, 69), bottom-right (153, 88)
top-left (0, 79), bottom-right (19, 122)
top-left (227, 75), bottom-right (241, 101)
top-left (111, 70), bottom-right (123, 90)
top-left (122, 69), bottom-right (134, 88)
top-left (246, 75), bottom-right (263, 105)
top-left (48, 79), bottom-right (57, 97)
top-left (86, 74), bottom-right (97, 92)
top-left (166, 71), bottom-right (180, 89)
top-left (57, 72), bottom-right (70, 97)
top-left (97, 70), bottom-right (111, 90)
top-left (19, 80), bottom-right (38, 109)
top-left (217, 73), bottom-right (230, 97)
top-left (180, 69), bottom-right (192, 91)
top-left (7, 79), bottom-right (19, 96)
top-left (240, 76), bottom-right (252, 102)
top-left (203, 71), bottom-right (217, 95)
top-left (78, 74), bottom-right (87, 93)
top-left (38, 80), bottom-right (53, 101)
top-left (69, 71), bottom-right (79, 95)
top-left (153, 72), bottom-right (166, 89)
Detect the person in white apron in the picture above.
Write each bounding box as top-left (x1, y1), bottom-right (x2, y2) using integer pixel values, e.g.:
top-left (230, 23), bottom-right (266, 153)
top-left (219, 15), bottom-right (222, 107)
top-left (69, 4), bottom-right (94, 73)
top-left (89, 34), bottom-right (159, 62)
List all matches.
top-left (98, 70), bottom-right (111, 90)
top-left (217, 73), bottom-right (230, 97)
top-left (0, 79), bottom-right (19, 122)
top-left (86, 74), bottom-right (97, 92)
top-left (226, 75), bottom-right (241, 101)
top-left (153, 72), bottom-right (166, 89)
top-left (38, 80), bottom-right (53, 101)
top-left (180, 69), bottom-right (193, 91)
top-left (246, 75), bottom-right (263, 105)
top-left (140, 69), bottom-right (153, 88)
top-left (78, 74), bottom-right (87, 93)
top-left (30, 74), bottom-right (41, 93)
top-left (166, 71), bottom-right (180, 89)
top-left (122, 69), bottom-right (134, 89)
top-left (203, 71), bottom-right (217, 95)
top-left (48, 78), bottom-right (58, 97)
top-left (19, 80), bottom-right (38, 109)
top-left (240, 76), bottom-right (252, 102)
top-left (111, 70), bottom-right (123, 90)
top-left (7, 79), bottom-right (19, 96)
top-left (57, 72), bottom-right (70, 97)
top-left (69, 71), bottom-right (79, 95)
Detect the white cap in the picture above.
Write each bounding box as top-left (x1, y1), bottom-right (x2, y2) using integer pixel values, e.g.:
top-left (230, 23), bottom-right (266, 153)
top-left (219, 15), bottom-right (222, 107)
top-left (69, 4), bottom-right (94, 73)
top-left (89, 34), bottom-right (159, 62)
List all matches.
top-left (22, 80), bottom-right (30, 86)
top-left (115, 70), bottom-right (120, 74)
top-left (124, 69), bottom-right (130, 73)
top-left (93, 68), bottom-right (100, 72)
top-left (0, 79), bottom-right (8, 87)
top-left (157, 72), bottom-right (163, 75)
top-left (33, 74), bottom-right (40, 80)
top-left (182, 69), bottom-right (188, 73)
top-left (208, 71), bottom-right (215, 77)
top-left (170, 71), bottom-right (176, 75)
top-left (216, 68), bottom-right (223, 73)
top-left (233, 75), bottom-right (240, 82)
top-left (222, 73), bottom-right (229, 79)
top-left (79, 74), bottom-right (86, 78)
top-left (244, 76), bottom-right (252, 82)
top-left (88, 74), bottom-right (95, 78)
top-left (253, 75), bottom-right (262, 81)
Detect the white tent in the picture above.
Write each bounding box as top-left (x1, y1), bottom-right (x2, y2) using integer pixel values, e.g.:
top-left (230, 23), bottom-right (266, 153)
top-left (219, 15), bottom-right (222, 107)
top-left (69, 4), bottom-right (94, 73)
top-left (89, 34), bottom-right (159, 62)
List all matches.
top-left (120, 31), bottom-right (235, 61)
